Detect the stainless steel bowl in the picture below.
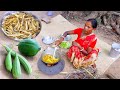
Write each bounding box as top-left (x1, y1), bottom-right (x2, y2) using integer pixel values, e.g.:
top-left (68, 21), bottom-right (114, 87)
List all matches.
top-left (0, 11), bottom-right (42, 41)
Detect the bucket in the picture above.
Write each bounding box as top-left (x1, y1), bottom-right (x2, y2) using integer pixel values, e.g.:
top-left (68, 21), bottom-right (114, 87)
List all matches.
top-left (109, 42), bottom-right (120, 58)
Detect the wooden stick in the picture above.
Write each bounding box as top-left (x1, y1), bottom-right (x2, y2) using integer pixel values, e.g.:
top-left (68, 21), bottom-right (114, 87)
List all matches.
top-left (105, 73), bottom-right (117, 79)
top-left (60, 72), bottom-right (69, 74)
top-left (82, 67), bottom-right (96, 79)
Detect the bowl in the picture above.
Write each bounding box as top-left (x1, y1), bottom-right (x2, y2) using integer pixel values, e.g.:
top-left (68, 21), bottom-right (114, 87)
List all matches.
top-left (59, 41), bottom-right (71, 49)
top-left (0, 11), bottom-right (42, 41)
top-left (42, 36), bottom-right (55, 45)
top-left (59, 34), bottom-right (72, 41)
top-left (41, 47), bottom-right (61, 65)
top-left (65, 35), bottom-right (72, 41)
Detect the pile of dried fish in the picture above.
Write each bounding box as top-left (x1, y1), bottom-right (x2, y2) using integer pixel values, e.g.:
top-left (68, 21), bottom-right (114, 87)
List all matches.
top-left (1, 12), bottom-right (41, 40)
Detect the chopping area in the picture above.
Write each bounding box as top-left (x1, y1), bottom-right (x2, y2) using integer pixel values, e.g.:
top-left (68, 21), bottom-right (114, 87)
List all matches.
top-left (0, 11), bottom-right (119, 79)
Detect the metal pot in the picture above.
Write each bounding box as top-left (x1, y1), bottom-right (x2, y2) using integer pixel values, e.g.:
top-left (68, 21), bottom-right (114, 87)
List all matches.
top-left (41, 47), bottom-right (61, 65)
top-left (109, 42), bottom-right (120, 58)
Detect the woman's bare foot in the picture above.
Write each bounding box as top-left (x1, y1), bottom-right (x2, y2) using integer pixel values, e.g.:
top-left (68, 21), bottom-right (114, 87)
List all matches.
top-left (92, 63), bottom-right (96, 68)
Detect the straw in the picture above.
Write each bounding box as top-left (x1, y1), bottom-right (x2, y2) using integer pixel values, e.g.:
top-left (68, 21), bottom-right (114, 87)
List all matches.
top-left (82, 67), bottom-right (96, 79)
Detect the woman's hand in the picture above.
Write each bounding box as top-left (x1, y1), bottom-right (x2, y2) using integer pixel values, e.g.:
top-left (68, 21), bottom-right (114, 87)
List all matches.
top-left (54, 40), bottom-right (61, 46)
top-left (54, 30), bottom-right (74, 46)
top-left (54, 36), bottom-right (65, 46)
top-left (87, 47), bottom-right (93, 54)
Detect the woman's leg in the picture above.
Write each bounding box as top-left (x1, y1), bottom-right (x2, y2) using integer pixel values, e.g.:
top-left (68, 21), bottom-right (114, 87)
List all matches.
top-left (70, 52), bottom-right (75, 62)
top-left (67, 46), bottom-right (83, 68)
top-left (73, 57), bottom-right (79, 68)
top-left (83, 49), bottom-right (98, 68)
top-left (78, 57), bottom-right (84, 68)
top-left (67, 46), bottom-right (80, 61)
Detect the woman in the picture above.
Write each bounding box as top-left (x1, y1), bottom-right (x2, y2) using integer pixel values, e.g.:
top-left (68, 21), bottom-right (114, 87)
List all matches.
top-left (54, 18), bottom-right (99, 69)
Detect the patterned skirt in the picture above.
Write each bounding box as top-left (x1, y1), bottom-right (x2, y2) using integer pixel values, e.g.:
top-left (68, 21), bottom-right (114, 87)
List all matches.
top-left (66, 46), bottom-right (99, 68)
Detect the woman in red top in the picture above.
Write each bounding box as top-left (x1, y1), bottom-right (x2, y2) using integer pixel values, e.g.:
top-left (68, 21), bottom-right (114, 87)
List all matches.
top-left (54, 18), bottom-right (99, 69)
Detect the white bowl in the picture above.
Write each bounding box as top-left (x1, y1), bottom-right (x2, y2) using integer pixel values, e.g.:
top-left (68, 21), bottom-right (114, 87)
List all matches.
top-left (42, 36), bottom-right (55, 45)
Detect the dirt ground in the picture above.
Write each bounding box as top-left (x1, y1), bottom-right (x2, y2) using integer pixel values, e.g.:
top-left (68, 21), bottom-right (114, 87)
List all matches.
top-left (61, 11), bottom-right (120, 79)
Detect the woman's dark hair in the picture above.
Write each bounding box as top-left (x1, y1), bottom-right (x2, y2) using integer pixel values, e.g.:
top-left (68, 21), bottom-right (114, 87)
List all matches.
top-left (87, 18), bottom-right (98, 28)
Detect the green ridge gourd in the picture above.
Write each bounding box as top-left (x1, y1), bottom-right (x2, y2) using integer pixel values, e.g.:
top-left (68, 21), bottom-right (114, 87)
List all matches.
top-left (12, 53), bottom-right (21, 79)
top-left (5, 49), bottom-right (12, 72)
top-left (18, 39), bottom-right (41, 56)
top-left (3, 45), bottom-right (32, 74)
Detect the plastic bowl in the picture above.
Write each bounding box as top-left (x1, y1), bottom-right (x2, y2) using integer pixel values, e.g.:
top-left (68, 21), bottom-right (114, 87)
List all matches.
top-left (59, 41), bottom-right (71, 49)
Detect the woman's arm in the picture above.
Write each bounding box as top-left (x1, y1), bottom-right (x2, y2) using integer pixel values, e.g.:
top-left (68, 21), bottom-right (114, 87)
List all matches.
top-left (55, 30), bottom-right (74, 46)
top-left (81, 49), bottom-right (88, 56)
top-left (87, 47), bottom-right (93, 54)
top-left (72, 41), bottom-right (82, 49)
top-left (87, 38), bottom-right (97, 54)
top-left (54, 28), bottom-right (82, 46)
top-left (82, 39), bottom-right (97, 55)
top-left (72, 41), bottom-right (88, 55)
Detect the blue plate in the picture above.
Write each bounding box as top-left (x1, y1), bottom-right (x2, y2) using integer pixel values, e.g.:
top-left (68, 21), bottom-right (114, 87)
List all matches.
top-left (37, 59), bottom-right (65, 75)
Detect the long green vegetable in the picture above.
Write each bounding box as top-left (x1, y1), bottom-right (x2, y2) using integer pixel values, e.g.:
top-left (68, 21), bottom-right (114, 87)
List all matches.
top-left (5, 49), bottom-right (12, 72)
top-left (12, 53), bottom-right (21, 79)
top-left (3, 44), bottom-right (32, 74)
